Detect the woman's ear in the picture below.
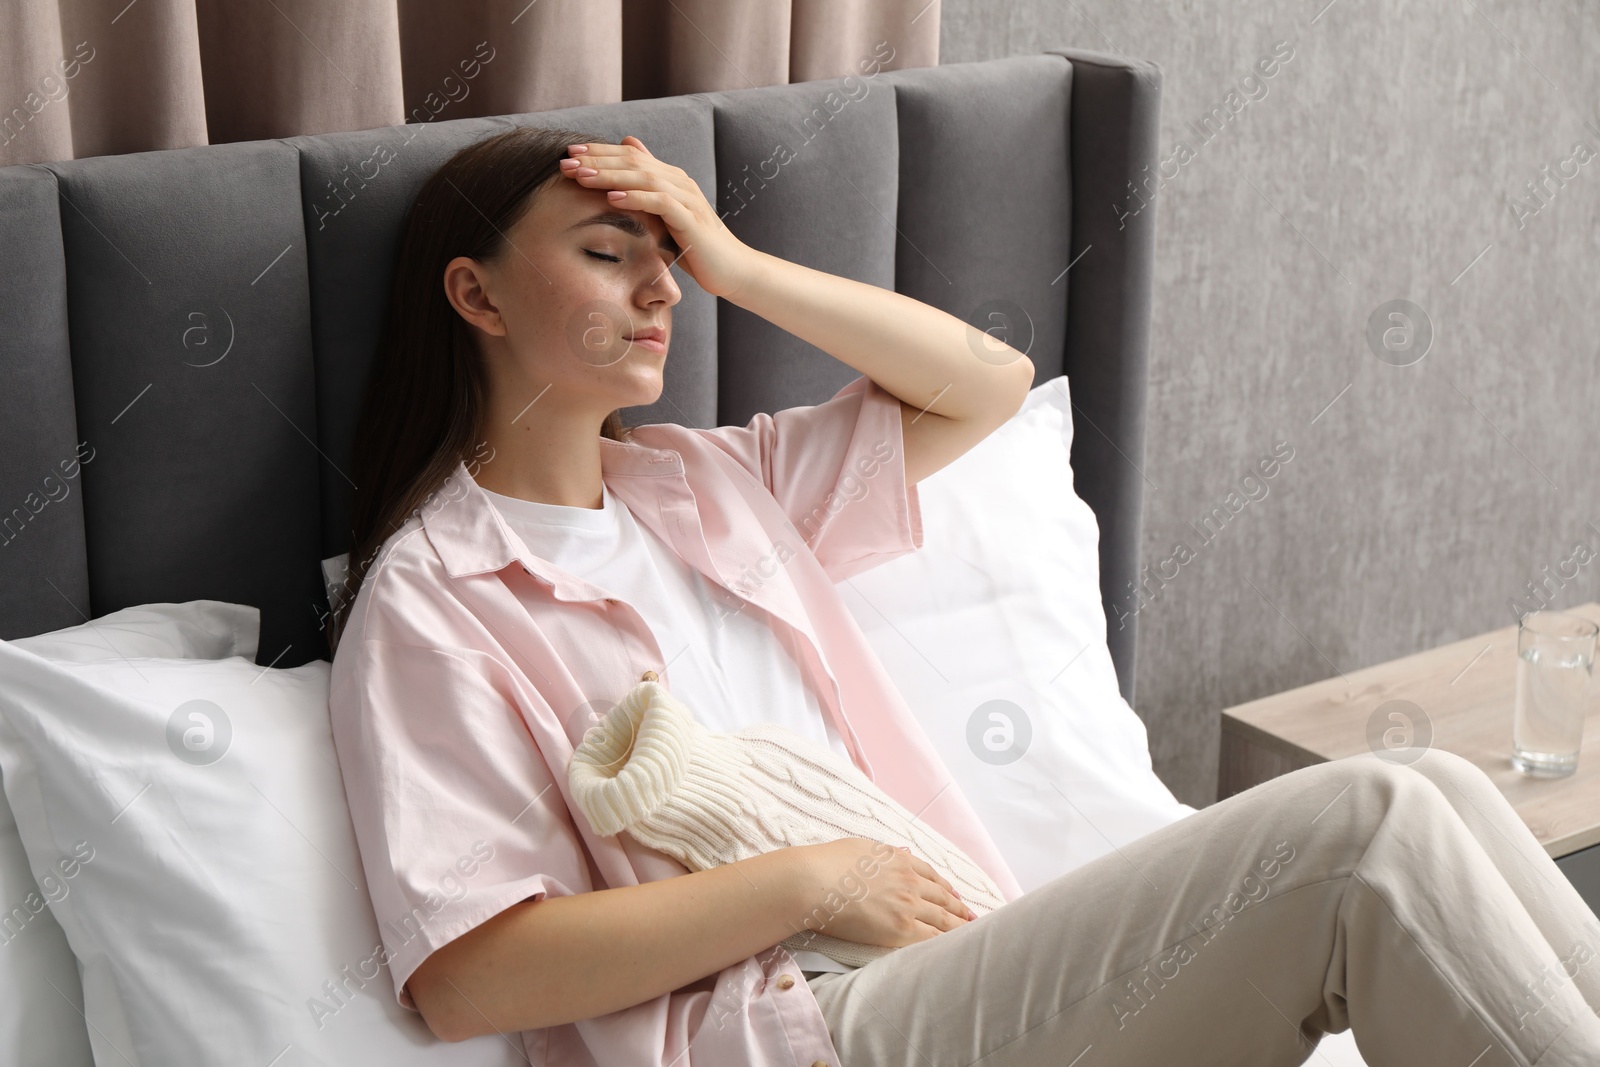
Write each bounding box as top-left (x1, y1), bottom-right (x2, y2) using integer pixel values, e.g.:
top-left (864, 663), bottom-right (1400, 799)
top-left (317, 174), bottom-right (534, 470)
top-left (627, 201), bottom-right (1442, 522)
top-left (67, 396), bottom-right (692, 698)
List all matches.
top-left (443, 256), bottom-right (507, 337)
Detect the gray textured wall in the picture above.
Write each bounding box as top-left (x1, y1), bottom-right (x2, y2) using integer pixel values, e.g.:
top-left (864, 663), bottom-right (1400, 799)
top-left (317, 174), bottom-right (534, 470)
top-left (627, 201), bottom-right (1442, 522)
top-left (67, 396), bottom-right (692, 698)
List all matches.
top-left (942, 1), bottom-right (1600, 807)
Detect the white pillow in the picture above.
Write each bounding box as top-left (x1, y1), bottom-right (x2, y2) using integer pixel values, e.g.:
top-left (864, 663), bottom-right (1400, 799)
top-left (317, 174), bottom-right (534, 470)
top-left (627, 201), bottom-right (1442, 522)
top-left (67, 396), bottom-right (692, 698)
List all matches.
top-left (0, 600), bottom-right (260, 1067)
top-left (0, 612), bottom-right (527, 1066)
top-left (0, 761), bottom-right (93, 1066)
top-left (13, 600), bottom-right (260, 664)
top-left (840, 374), bottom-right (1198, 893)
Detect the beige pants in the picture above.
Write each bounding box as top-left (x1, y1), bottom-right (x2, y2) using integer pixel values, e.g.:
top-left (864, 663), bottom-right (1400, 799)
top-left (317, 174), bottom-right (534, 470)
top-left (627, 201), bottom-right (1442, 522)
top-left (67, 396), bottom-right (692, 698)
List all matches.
top-left (804, 749), bottom-right (1600, 1066)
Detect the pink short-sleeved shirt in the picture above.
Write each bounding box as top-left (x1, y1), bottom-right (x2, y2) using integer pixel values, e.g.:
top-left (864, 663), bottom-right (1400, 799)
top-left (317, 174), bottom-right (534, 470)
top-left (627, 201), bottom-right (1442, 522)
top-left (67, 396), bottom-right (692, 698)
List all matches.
top-left (327, 373), bottom-right (1025, 1066)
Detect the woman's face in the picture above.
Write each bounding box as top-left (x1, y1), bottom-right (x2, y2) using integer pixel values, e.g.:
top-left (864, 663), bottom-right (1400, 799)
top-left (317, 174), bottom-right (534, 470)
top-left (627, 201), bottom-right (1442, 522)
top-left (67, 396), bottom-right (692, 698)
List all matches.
top-left (443, 174), bottom-right (682, 422)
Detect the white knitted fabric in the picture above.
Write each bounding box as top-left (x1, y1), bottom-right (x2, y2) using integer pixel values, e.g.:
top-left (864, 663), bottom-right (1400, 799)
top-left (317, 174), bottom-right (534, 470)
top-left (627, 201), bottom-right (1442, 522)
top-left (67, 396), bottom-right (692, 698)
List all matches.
top-left (566, 679), bottom-right (1007, 968)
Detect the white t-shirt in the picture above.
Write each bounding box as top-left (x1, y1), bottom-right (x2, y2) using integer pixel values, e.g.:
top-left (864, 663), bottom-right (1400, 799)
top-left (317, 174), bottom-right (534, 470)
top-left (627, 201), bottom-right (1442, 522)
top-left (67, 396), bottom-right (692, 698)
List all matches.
top-left (482, 481), bottom-right (857, 976)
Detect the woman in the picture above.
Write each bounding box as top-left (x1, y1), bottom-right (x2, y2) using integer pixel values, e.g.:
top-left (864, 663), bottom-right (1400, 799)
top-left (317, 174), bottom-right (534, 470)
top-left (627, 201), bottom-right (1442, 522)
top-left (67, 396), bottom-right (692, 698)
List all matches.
top-left (325, 126), bottom-right (1600, 1066)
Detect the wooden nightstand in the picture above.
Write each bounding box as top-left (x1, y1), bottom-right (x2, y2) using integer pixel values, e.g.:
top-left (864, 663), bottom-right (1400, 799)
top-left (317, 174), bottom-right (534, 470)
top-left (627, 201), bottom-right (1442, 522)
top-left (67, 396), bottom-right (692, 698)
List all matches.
top-left (1220, 601), bottom-right (1600, 918)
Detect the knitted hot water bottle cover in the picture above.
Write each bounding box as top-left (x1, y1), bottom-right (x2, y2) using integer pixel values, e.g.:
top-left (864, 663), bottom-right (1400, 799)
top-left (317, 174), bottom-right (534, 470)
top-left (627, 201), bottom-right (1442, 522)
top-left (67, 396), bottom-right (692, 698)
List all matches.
top-left (566, 679), bottom-right (1007, 969)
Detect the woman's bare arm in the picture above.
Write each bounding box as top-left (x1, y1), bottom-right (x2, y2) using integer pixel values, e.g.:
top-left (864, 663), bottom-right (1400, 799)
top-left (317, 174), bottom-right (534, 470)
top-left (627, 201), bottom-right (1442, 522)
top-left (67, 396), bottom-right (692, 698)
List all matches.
top-left (407, 846), bottom-right (811, 1042)
top-left (726, 247), bottom-right (1034, 427)
top-left (724, 248), bottom-right (1035, 488)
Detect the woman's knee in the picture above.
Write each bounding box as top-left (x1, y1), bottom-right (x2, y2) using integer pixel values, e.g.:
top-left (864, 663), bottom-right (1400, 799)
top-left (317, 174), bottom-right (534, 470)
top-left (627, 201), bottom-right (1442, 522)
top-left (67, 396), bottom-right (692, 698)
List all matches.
top-left (1311, 750), bottom-right (1504, 846)
top-left (1231, 753), bottom-right (1445, 840)
top-left (1326, 746), bottom-right (1485, 786)
top-left (1313, 750), bottom-right (1447, 816)
top-left (1322, 749), bottom-right (1425, 787)
top-left (1401, 746), bottom-right (1496, 798)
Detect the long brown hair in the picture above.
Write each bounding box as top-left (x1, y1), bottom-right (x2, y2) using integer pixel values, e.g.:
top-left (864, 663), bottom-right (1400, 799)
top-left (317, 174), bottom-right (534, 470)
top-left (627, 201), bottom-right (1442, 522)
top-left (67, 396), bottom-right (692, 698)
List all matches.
top-left (326, 125), bottom-right (633, 658)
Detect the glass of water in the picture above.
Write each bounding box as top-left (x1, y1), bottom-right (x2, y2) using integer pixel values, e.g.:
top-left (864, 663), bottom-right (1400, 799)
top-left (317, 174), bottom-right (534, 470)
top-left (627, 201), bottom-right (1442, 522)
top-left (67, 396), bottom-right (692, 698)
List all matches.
top-left (1512, 609), bottom-right (1597, 777)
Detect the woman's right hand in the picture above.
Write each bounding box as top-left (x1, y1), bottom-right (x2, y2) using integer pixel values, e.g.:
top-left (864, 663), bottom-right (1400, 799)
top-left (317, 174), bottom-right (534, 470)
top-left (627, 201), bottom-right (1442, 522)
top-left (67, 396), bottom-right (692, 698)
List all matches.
top-left (783, 838), bottom-right (978, 949)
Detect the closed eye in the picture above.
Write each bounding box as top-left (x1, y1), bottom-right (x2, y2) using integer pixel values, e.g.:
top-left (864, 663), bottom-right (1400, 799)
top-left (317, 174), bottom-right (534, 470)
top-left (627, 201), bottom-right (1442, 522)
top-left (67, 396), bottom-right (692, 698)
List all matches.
top-left (584, 250), bottom-right (622, 263)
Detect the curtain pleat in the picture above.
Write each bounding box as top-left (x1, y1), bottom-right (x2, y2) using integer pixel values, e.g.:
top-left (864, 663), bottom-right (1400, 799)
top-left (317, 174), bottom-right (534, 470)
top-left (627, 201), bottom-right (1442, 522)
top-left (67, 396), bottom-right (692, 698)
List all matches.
top-left (1, 0), bottom-right (210, 167)
top-left (194, 0), bottom-right (404, 143)
top-left (626, 0), bottom-right (794, 97)
top-left (790, 0), bottom-right (938, 83)
top-left (3, 0), bottom-right (77, 165)
top-left (58, 0), bottom-right (209, 158)
top-left (397, 0), bottom-right (622, 121)
top-left (0, 0), bottom-right (936, 168)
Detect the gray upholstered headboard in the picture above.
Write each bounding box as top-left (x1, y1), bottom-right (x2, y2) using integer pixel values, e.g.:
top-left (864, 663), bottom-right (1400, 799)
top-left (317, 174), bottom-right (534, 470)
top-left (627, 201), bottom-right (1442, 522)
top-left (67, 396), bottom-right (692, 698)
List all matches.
top-left (0, 47), bottom-right (1160, 705)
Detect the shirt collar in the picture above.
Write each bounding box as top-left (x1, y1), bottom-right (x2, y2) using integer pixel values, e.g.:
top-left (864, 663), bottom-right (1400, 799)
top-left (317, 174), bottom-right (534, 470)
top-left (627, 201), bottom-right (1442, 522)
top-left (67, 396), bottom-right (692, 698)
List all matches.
top-left (422, 436), bottom-right (681, 584)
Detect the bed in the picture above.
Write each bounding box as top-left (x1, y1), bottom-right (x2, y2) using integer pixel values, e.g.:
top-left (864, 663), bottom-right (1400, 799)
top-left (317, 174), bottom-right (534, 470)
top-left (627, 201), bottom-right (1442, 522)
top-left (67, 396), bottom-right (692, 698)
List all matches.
top-left (0, 45), bottom-right (1374, 1067)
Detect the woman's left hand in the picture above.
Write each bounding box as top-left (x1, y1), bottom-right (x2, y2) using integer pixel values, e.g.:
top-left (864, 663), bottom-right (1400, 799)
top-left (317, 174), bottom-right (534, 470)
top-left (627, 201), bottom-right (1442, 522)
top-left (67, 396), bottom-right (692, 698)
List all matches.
top-left (561, 136), bottom-right (760, 302)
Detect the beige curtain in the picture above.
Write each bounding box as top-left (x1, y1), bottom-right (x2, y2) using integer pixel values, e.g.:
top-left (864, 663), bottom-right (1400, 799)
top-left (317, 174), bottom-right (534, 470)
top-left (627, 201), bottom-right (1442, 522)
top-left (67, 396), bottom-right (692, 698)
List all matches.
top-left (0, 0), bottom-right (939, 167)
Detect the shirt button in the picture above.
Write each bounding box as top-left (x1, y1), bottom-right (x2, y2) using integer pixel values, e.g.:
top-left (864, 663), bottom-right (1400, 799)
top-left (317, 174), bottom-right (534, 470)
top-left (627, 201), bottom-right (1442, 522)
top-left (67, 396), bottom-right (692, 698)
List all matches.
top-left (810, 1061), bottom-right (829, 1067)
top-left (775, 974), bottom-right (794, 990)
top-left (641, 669), bottom-right (659, 682)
